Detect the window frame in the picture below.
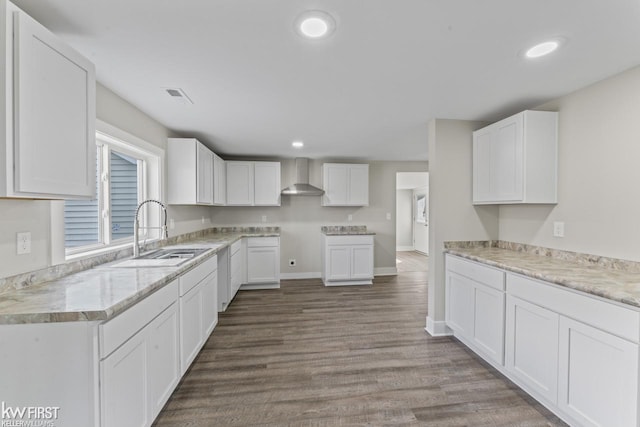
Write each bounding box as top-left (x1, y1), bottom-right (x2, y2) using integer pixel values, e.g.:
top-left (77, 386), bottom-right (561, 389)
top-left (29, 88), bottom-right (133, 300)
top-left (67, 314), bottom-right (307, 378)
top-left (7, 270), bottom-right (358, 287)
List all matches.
top-left (64, 120), bottom-right (164, 259)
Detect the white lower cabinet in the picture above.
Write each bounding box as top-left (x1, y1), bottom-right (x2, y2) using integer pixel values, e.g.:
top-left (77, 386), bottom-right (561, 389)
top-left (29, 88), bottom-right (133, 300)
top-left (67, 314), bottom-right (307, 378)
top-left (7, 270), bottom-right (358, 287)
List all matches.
top-left (147, 305), bottom-right (181, 418)
top-left (446, 254), bottom-right (640, 427)
top-left (321, 235), bottom-right (374, 286)
top-left (100, 279), bottom-right (181, 427)
top-left (445, 255), bottom-right (505, 366)
top-left (178, 256), bottom-right (218, 374)
top-left (505, 294), bottom-right (559, 404)
top-left (245, 237), bottom-right (280, 288)
top-left (101, 326), bottom-right (149, 427)
top-left (558, 316), bottom-right (638, 427)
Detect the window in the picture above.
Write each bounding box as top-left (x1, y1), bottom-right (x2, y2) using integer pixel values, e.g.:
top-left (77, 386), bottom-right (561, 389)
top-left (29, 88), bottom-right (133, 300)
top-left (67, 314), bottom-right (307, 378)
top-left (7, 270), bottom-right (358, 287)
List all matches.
top-left (64, 129), bottom-right (162, 256)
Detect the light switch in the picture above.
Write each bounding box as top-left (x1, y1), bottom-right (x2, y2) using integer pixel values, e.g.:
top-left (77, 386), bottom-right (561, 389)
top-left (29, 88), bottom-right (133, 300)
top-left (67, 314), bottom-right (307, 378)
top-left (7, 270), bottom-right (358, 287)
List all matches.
top-left (386, 212), bottom-right (391, 220)
top-left (261, 215), bottom-right (267, 222)
top-left (348, 214), bottom-right (353, 222)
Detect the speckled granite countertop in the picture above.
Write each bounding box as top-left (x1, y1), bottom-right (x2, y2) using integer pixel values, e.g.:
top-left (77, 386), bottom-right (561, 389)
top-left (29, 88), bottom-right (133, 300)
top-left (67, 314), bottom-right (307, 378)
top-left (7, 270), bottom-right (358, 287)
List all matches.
top-left (0, 231), bottom-right (279, 324)
top-left (446, 246), bottom-right (640, 309)
top-left (321, 225), bottom-right (376, 235)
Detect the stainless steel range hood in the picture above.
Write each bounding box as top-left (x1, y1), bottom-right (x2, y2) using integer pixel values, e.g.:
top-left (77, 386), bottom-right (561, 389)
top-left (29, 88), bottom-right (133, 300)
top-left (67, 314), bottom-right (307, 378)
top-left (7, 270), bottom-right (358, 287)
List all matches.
top-left (281, 158), bottom-right (325, 196)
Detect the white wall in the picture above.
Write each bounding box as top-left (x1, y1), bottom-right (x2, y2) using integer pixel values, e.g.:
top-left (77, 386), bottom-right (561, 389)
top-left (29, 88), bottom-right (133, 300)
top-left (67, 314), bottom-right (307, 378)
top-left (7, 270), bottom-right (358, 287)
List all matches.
top-left (396, 189), bottom-right (413, 249)
top-left (427, 119), bottom-right (499, 335)
top-left (210, 159), bottom-right (428, 276)
top-left (499, 65), bottom-right (640, 261)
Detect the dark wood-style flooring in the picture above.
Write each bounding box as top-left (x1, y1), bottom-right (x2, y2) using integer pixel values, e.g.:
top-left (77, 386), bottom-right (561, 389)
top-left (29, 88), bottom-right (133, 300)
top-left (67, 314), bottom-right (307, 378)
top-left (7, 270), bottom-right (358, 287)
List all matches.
top-left (153, 273), bottom-right (566, 426)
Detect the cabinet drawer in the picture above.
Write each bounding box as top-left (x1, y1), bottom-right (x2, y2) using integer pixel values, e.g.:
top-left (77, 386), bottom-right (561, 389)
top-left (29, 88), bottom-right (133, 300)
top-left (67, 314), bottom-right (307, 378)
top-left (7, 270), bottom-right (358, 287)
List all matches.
top-left (230, 239), bottom-right (242, 256)
top-left (325, 235), bottom-right (373, 246)
top-left (507, 273), bottom-right (640, 343)
top-left (100, 279), bottom-right (178, 359)
top-left (446, 255), bottom-right (505, 291)
top-left (179, 255), bottom-right (217, 296)
top-left (246, 237), bottom-right (279, 247)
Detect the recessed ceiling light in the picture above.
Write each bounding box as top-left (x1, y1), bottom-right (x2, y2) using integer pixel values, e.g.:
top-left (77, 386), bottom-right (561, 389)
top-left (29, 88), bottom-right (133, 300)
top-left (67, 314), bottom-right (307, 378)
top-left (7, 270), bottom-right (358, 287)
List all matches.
top-left (525, 40), bottom-right (560, 58)
top-left (295, 11), bottom-right (336, 39)
top-left (292, 141), bottom-right (304, 148)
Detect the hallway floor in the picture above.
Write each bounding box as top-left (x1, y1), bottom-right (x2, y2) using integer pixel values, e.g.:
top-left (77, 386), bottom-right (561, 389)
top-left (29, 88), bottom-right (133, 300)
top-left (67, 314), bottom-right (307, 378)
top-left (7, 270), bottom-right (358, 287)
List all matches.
top-left (396, 250), bottom-right (428, 272)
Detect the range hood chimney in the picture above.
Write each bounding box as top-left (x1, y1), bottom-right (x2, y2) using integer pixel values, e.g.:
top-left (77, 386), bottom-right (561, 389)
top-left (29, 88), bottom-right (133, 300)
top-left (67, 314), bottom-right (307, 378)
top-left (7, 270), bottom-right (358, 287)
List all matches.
top-left (281, 158), bottom-right (325, 196)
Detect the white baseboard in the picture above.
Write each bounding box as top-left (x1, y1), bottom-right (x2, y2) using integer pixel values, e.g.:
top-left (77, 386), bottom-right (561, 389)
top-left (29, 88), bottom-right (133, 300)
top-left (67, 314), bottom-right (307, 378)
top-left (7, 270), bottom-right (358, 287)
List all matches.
top-left (415, 250), bottom-right (429, 256)
top-left (425, 316), bottom-right (453, 337)
top-left (240, 283), bottom-right (280, 290)
top-left (280, 269), bottom-right (397, 280)
top-left (279, 272), bottom-right (322, 280)
top-left (396, 246), bottom-right (414, 252)
top-left (374, 267), bottom-right (397, 276)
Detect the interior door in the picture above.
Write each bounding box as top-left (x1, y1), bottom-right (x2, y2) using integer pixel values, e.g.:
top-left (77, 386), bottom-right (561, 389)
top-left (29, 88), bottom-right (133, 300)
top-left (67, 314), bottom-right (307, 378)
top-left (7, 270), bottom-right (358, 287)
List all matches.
top-left (413, 187), bottom-right (429, 255)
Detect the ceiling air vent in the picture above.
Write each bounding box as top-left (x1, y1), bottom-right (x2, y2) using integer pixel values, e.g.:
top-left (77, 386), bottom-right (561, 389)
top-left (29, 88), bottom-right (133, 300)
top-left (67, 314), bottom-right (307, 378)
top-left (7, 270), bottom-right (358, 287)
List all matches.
top-left (164, 87), bottom-right (193, 105)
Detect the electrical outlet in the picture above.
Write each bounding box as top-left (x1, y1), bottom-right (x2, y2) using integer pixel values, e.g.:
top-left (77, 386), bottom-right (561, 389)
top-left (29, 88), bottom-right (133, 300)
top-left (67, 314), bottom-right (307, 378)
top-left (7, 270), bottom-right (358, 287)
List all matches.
top-left (288, 259), bottom-right (296, 267)
top-left (553, 221), bottom-right (565, 238)
top-left (16, 232), bottom-right (31, 255)
top-left (261, 215), bottom-right (267, 223)
top-left (348, 214), bottom-right (353, 222)
top-left (169, 218), bottom-right (175, 230)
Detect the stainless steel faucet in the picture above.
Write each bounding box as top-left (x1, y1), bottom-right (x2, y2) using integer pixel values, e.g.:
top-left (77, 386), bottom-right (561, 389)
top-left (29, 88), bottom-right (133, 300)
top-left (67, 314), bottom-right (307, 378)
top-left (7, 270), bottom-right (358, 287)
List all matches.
top-left (133, 199), bottom-right (168, 257)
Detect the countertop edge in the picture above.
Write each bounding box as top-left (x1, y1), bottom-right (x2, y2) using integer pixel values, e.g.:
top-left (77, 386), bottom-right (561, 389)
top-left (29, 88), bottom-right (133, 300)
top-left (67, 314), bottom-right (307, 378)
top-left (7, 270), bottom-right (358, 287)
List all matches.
top-left (445, 249), bottom-right (640, 309)
top-left (0, 232), bottom-right (280, 324)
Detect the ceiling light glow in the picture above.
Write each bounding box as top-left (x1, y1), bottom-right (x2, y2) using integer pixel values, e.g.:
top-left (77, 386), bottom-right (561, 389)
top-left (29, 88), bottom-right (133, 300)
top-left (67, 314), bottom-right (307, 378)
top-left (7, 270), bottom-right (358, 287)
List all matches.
top-left (525, 40), bottom-right (560, 58)
top-left (295, 11), bottom-right (336, 39)
top-left (292, 141), bottom-right (304, 148)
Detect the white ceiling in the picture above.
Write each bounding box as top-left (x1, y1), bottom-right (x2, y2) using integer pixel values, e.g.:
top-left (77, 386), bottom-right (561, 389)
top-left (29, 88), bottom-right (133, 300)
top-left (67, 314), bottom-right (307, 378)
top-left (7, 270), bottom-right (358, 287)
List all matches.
top-left (13, 0), bottom-right (640, 161)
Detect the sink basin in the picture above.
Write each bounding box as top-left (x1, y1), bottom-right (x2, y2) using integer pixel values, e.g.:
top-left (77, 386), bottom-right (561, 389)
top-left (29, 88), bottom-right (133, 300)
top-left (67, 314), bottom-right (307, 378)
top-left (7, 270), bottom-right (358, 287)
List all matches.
top-left (137, 248), bottom-right (208, 260)
top-left (112, 248), bottom-right (209, 268)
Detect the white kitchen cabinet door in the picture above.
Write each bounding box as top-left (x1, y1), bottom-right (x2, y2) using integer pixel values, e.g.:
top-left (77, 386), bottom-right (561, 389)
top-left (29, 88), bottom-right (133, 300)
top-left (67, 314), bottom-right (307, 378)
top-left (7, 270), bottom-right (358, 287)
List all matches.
top-left (445, 272), bottom-right (475, 339)
top-left (226, 161), bottom-right (254, 205)
top-left (348, 164), bottom-right (369, 206)
top-left (179, 282), bottom-right (204, 374)
top-left (147, 303), bottom-right (180, 420)
top-left (254, 161), bottom-right (281, 206)
top-left (101, 330), bottom-right (149, 427)
top-left (11, 6), bottom-right (96, 199)
top-left (472, 110), bottom-right (557, 205)
top-left (196, 143), bottom-right (214, 204)
top-left (322, 163), bottom-right (369, 206)
top-left (505, 295), bottom-right (559, 405)
top-left (168, 138), bottom-right (217, 205)
top-left (247, 247), bottom-right (279, 284)
top-left (326, 245), bottom-right (351, 281)
top-left (202, 271), bottom-right (218, 338)
top-left (558, 316), bottom-right (639, 427)
top-left (350, 245), bottom-right (373, 280)
top-left (213, 153), bottom-right (226, 205)
top-left (473, 284), bottom-right (505, 365)
top-left (322, 164), bottom-right (349, 206)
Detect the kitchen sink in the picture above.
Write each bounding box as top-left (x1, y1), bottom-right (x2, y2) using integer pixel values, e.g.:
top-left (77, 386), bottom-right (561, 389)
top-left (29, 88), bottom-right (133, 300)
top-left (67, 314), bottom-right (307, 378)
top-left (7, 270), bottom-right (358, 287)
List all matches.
top-left (112, 248), bottom-right (209, 268)
top-left (137, 248), bottom-right (208, 260)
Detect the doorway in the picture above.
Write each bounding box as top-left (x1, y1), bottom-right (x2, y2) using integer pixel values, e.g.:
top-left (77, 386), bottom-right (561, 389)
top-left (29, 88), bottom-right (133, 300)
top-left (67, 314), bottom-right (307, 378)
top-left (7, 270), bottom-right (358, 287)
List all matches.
top-left (396, 172), bottom-right (429, 272)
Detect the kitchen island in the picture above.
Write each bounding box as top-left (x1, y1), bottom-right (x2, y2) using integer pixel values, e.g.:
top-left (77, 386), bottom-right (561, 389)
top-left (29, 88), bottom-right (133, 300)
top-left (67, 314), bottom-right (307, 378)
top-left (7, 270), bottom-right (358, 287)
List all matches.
top-left (320, 225), bottom-right (375, 286)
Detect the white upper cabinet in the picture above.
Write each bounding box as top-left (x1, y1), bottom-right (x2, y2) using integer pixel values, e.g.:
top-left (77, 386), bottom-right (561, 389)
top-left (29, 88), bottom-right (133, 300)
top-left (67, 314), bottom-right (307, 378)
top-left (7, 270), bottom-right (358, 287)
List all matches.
top-left (0, 1), bottom-right (96, 199)
top-left (196, 143), bottom-right (214, 205)
top-left (167, 138), bottom-right (215, 205)
top-left (473, 110), bottom-right (557, 205)
top-left (322, 163), bottom-right (369, 206)
top-left (213, 153), bottom-right (226, 205)
top-left (226, 161), bottom-right (280, 206)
